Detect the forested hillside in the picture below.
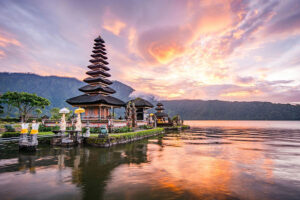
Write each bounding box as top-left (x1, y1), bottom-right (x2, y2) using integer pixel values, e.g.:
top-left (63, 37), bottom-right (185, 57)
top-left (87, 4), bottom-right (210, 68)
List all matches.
top-left (162, 100), bottom-right (300, 120)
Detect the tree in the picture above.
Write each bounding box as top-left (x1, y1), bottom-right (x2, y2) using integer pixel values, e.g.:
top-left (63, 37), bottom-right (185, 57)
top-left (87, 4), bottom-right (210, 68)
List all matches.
top-left (35, 108), bottom-right (42, 119)
top-left (0, 92), bottom-right (50, 122)
top-left (50, 107), bottom-right (60, 120)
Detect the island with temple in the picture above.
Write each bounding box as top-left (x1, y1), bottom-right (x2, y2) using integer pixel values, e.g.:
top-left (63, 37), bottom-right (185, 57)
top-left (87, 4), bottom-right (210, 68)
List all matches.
top-left (8, 34), bottom-right (188, 150)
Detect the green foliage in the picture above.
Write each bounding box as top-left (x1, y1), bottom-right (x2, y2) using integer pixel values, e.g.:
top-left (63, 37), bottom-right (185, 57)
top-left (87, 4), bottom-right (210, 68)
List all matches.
top-left (110, 128), bottom-right (164, 139)
top-left (87, 128), bottom-right (164, 145)
top-left (0, 91), bottom-right (50, 122)
top-left (2, 132), bottom-right (19, 138)
top-left (35, 108), bottom-right (42, 118)
top-left (4, 124), bottom-right (15, 132)
top-left (138, 125), bottom-right (152, 129)
top-left (52, 125), bottom-right (60, 131)
top-left (50, 107), bottom-right (60, 120)
top-left (113, 126), bottom-right (132, 133)
top-left (38, 124), bottom-right (52, 132)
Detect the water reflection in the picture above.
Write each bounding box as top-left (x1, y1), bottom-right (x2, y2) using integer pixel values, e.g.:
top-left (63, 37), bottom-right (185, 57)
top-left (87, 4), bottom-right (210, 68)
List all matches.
top-left (1, 122), bottom-right (300, 200)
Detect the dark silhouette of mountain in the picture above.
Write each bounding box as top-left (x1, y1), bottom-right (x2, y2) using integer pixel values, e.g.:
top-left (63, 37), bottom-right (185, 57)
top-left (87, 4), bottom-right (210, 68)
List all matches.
top-left (0, 72), bottom-right (299, 120)
top-left (161, 100), bottom-right (300, 120)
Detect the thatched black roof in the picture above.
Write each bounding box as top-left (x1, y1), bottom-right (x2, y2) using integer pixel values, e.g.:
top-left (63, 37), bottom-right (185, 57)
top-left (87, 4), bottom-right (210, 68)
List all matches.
top-left (83, 76), bottom-right (112, 85)
top-left (92, 49), bottom-right (107, 54)
top-left (94, 42), bottom-right (105, 47)
top-left (89, 59), bottom-right (109, 65)
top-left (93, 45), bottom-right (106, 50)
top-left (67, 34), bottom-right (124, 106)
top-left (86, 70), bottom-right (111, 77)
top-left (79, 85), bottom-right (115, 94)
top-left (87, 64), bottom-right (110, 71)
top-left (91, 54), bottom-right (108, 59)
top-left (157, 102), bottom-right (163, 106)
top-left (94, 36), bottom-right (105, 43)
top-left (66, 94), bottom-right (125, 106)
top-left (155, 107), bottom-right (165, 110)
top-left (128, 98), bottom-right (154, 108)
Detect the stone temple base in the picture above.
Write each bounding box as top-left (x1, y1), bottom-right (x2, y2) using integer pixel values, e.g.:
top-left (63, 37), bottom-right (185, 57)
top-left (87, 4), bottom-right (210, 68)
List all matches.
top-left (19, 134), bottom-right (38, 152)
top-left (51, 136), bottom-right (82, 147)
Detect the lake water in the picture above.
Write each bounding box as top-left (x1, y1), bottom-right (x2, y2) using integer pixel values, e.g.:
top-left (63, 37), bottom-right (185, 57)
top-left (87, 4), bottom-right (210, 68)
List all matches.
top-left (0, 120), bottom-right (300, 200)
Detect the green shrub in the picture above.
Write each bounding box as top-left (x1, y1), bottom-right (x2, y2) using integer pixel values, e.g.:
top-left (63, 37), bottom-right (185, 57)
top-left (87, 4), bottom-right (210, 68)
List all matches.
top-left (52, 125), bottom-right (60, 131)
top-left (113, 126), bottom-right (132, 133)
top-left (2, 132), bottom-right (20, 138)
top-left (138, 125), bottom-right (152, 130)
top-left (4, 124), bottom-right (15, 132)
top-left (39, 124), bottom-right (52, 132)
top-left (90, 127), bottom-right (100, 133)
top-left (110, 128), bottom-right (164, 139)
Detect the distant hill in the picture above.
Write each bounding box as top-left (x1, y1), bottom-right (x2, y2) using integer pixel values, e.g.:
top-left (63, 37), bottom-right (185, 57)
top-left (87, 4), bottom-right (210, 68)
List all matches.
top-left (0, 72), bottom-right (134, 113)
top-left (161, 100), bottom-right (300, 120)
top-left (0, 72), bottom-right (300, 120)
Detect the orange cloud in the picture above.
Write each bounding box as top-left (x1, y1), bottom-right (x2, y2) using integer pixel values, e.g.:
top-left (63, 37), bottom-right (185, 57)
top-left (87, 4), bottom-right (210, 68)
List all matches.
top-left (102, 9), bottom-right (126, 36)
top-left (0, 50), bottom-right (5, 58)
top-left (0, 34), bottom-right (21, 47)
top-left (148, 41), bottom-right (185, 64)
top-left (136, 1), bottom-right (237, 65)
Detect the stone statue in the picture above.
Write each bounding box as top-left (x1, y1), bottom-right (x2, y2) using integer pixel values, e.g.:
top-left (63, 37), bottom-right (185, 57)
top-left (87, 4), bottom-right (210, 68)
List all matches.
top-left (30, 121), bottom-right (39, 146)
top-left (59, 108), bottom-right (70, 136)
top-left (75, 113), bottom-right (81, 131)
top-left (19, 123), bottom-right (29, 145)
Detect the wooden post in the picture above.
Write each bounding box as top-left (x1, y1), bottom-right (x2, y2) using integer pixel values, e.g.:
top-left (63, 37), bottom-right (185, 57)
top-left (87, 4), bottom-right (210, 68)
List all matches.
top-left (98, 106), bottom-right (101, 120)
top-left (99, 106), bottom-right (102, 120)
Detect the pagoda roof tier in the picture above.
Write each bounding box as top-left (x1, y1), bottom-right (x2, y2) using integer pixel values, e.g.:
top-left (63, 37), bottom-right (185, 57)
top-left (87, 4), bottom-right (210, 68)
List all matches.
top-left (155, 107), bottom-right (165, 110)
top-left (66, 94), bottom-right (125, 107)
top-left (83, 76), bottom-right (112, 85)
top-left (91, 53), bottom-right (108, 59)
top-left (86, 70), bottom-right (111, 77)
top-left (155, 112), bottom-right (168, 117)
top-left (93, 45), bottom-right (106, 51)
top-left (94, 36), bottom-right (105, 43)
top-left (157, 102), bottom-right (163, 106)
top-left (92, 49), bottom-right (107, 54)
top-left (79, 85), bottom-right (116, 94)
top-left (89, 59), bottom-right (109, 65)
top-left (87, 64), bottom-right (110, 71)
top-left (94, 42), bottom-right (105, 47)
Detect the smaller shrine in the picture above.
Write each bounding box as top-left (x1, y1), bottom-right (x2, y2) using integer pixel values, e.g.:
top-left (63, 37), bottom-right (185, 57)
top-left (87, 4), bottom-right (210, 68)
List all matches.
top-left (127, 98), bottom-right (154, 121)
top-left (125, 98), bottom-right (153, 127)
top-left (155, 102), bottom-right (170, 126)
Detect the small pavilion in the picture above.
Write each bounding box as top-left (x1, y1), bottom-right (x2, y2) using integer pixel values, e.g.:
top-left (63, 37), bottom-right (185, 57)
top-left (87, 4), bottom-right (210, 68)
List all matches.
top-left (66, 35), bottom-right (125, 121)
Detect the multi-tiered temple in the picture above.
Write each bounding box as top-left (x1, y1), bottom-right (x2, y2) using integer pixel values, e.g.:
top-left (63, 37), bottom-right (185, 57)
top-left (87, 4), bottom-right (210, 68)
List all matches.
top-left (66, 35), bottom-right (125, 120)
top-left (155, 102), bottom-right (170, 125)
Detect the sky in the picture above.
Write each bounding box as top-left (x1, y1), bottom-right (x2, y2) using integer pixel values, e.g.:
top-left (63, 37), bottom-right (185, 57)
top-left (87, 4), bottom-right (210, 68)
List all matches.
top-left (0, 0), bottom-right (300, 103)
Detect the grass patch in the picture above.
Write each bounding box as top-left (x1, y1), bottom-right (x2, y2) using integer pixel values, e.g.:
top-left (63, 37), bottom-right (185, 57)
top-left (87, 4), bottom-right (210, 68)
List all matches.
top-left (87, 128), bottom-right (164, 146)
top-left (110, 128), bottom-right (164, 139)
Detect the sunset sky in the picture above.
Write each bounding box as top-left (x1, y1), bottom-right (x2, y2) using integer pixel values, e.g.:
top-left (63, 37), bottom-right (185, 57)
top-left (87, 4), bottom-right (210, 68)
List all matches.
top-left (0, 0), bottom-right (300, 103)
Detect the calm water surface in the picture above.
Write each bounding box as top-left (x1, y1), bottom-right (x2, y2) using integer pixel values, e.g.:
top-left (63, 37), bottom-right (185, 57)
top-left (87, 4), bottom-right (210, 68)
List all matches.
top-left (1, 120), bottom-right (300, 200)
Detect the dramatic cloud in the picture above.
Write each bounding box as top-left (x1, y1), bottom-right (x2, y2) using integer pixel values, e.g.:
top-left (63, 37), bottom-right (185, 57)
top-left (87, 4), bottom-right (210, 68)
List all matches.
top-left (0, 0), bottom-right (300, 103)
